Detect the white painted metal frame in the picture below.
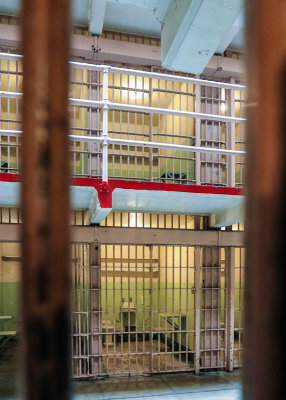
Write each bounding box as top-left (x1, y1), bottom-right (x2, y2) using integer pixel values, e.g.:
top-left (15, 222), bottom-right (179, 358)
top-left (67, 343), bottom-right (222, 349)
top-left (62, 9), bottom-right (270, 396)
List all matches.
top-left (0, 52), bottom-right (246, 187)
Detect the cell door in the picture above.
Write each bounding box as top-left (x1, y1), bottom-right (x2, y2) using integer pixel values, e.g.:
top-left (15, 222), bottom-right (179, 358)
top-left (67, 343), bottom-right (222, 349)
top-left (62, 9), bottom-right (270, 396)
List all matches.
top-left (71, 243), bottom-right (101, 379)
top-left (100, 244), bottom-right (196, 376)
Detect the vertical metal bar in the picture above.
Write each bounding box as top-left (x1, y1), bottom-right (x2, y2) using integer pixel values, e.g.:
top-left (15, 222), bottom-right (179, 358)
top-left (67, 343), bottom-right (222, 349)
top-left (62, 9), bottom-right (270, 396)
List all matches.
top-left (157, 245), bottom-right (161, 372)
top-left (21, 1), bottom-right (70, 399)
top-left (102, 67), bottom-right (109, 182)
top-left (178, 246), bottom-right (182, 370)
top-left (90, 242), bottom-right (102, 376)
top-left (164, 246), bottom-right (168, 371)
top-left (225, 238), bottom-right (235, 372)
top-left (171, 246), bottom-right (175, 372)
top-left (142, 244), bottom-right (146, 372)
top-left (194, 245), bottom-right (201, 375)
top-left (195, 78), bottom-right (201, 185)
top-left (244, 2), bottom-right (286, 399)
top-left (149, 245), bottom-right (154, 373)
top-left (135, 245), bottom-right (138, 373)
top-left (149, 76), bottom-right (153, 181)
top-left (88, 70), bottom-right (100, 177)
top-left (226, 79), bottom-right (236, 187)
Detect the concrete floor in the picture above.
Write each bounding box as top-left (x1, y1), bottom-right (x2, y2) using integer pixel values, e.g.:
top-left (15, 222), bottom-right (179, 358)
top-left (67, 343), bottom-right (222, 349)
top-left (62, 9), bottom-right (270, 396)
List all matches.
top-left (1, 340), bottom-right (242, 400)
top-left (74, 371), bottom-right (242, 400)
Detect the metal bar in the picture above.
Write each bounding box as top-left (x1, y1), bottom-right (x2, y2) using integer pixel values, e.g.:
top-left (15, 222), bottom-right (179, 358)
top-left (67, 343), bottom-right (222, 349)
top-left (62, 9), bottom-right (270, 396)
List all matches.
top-left (90, 242), bottom-right (102, 376)
top-left (0, 90), bottom-right (246, 124)
top-left (0, 52), bottom-right (246, 90)
top-left (107, 137), bottom-right (246, 156)
top-left (201, 247), bottom-right (221, 368)
top-left (225, 237), bottom-right (235, 371)
top-left (226, 78), bottom-right (236, 187)
top-left (195, 77), bottom-right (201, 185)
top-left (149, 245), bottom-right (154, 373)
top-left (102, 68), bottom-right (109, 182)
top-left (194, 244), bottom-right (201, 375)
top-left (0, 129), bottom-right (246, 156)
top-left (108, 101), bottom-right (245, 124)
top-left (244, 0), bottom-right (286, 398)
top-left (0, 90), bottom-right (105, 108)
top-left (21, 0), bottom-right (70, 399)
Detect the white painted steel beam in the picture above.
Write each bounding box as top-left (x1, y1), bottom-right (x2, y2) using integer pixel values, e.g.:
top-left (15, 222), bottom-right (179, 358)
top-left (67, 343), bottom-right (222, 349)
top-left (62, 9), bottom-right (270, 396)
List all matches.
top-left (89, 196), bottom-right (112, 224)
top-left (88, 0), bottom-right (107, 36)
top-left (209, 201), bottom-right (244, 228)
top-left (154, 0), bottom-right (171, 22)
top-left (0, 224), bottom-right (244, 246)
top-left (161, 0), bottom-right (243, 74)
top-left (216, 11), bottom-right (244, 54)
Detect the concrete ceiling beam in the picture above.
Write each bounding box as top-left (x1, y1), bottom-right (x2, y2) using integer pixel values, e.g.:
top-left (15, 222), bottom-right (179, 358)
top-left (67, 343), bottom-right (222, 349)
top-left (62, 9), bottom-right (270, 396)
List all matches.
top-left (209, 201), bottom-right (244, 228)
top-left (154, 0), bottom-right (172, 22)
top-left (106, 0), bottom-right (157, 8)
top-left (0, 23), bottom-right (244, 78)
top-left (89, 0), bottom-right (107, 36)
top-left (161, 0), bottom-right (243, 74)
top-left (216, 11), bottom-right (244, 54)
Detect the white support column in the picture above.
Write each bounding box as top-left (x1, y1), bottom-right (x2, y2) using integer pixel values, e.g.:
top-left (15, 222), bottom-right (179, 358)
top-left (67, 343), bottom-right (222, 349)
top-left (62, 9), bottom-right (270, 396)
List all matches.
top-left (195, 78), bottom-right (201, 185)
top-left (194, 244), bottom-right (201, 375)
top-left (90, 241), bottom-right (102, 376)
top-left (102, 67), bottom-right (109, 182)
top-left (225, 227), bottom-right (235, 371)
top-left (226, 77), bottom-right (236, 187)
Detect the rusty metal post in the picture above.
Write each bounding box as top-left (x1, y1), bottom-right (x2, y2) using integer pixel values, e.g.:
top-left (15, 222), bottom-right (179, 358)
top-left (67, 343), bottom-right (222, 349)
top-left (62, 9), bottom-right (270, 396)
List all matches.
top-left (21, 1), bottom-right (71, 399)
top-left (244, 1), bottom-right (286, 399)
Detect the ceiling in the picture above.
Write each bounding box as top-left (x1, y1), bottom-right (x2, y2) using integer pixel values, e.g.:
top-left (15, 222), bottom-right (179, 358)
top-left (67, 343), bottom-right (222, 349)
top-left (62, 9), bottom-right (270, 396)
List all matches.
top-left (0, 0), bottom-right (244, 74)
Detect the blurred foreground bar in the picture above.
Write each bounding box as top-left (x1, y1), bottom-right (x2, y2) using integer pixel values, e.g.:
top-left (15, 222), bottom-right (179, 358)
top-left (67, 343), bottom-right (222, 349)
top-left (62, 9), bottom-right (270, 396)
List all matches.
top-left (244, 1), bottom-right (286, 399)
top-left (21, 1), bottom-right (71, 399)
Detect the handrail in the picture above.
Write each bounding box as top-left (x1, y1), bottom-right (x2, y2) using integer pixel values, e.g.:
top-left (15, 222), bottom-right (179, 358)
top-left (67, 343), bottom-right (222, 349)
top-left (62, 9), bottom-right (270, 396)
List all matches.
top-left (0, 52), bottom-right (245, 90)
top-left (0, 129), bottom-right (246, 157)
top-left (0, 52), bottom-right (246, 186)
top-left (0, 91), bottom-right (245, 124)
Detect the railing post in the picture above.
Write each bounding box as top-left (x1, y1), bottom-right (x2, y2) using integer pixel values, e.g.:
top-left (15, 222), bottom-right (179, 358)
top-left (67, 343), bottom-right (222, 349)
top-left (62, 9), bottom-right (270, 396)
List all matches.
top-left (226, 78), bottom-right (236, 187)
top-left (195, 78), bottom-right (201, 185)
top-left (102, 67), bottom-right (109, 182)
